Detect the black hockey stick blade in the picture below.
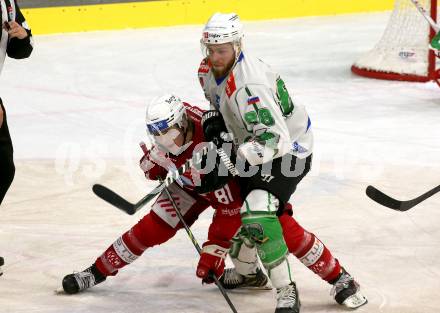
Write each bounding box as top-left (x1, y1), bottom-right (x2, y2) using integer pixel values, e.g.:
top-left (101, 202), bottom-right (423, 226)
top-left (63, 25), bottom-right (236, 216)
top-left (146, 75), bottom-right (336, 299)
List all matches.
top-left (366, 184), bottom-right (440, 211)
top-left (93, 184), bottom-right (137, 215)
top-left (93, 183), bottom-right (164, 215)
top-left (366, 185), bottom-right (404, 210)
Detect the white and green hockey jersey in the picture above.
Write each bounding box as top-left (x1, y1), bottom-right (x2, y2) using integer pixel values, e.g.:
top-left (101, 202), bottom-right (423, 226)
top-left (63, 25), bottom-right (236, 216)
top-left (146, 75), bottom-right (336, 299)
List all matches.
top-left (198, 52), bottom-right (313, 166)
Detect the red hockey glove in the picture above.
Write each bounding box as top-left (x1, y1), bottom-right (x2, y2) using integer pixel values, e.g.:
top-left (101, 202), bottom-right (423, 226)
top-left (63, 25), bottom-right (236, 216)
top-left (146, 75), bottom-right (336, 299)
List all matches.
top-left (196, 240), bottom-right (230, 284)
top-left (139, 142), bottom-right (168, 180)
top-left (139, 142), bottom-right (152, 171)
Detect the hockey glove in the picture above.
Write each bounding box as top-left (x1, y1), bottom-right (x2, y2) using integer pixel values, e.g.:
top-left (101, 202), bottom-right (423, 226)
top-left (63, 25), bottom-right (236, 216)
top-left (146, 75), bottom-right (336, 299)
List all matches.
top-left (139, 142), bottom-right (169, 180)
top-left (201, 110), bottom-right (228, 145)
top-left (196, 240), bottom-right (230, 284)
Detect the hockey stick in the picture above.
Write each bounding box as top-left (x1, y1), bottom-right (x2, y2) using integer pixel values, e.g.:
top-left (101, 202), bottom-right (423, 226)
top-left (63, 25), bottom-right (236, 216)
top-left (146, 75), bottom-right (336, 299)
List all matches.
top-left (366, 184), bottom-right (440, 211)
top-left (410, 0), bottom-right (440, 32)
top-left (161, 183), bottom-right (238, 313)
top-left (92, 184), bottom-right (161, 215)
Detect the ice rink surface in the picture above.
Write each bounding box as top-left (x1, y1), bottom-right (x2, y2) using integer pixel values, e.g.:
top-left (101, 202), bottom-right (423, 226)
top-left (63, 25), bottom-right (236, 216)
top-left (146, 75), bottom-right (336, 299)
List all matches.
top-left (0, 11), bottom-right (439, 313)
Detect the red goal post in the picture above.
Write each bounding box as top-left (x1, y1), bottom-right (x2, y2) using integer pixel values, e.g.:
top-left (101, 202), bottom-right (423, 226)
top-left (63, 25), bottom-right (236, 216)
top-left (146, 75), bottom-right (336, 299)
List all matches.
top-left (351, 0), bottom-right (439, 84)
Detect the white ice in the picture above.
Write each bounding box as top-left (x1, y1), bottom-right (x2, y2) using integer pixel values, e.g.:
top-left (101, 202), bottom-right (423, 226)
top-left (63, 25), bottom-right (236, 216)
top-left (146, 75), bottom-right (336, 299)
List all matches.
top-left (0, 12), bottom-right (439, 313)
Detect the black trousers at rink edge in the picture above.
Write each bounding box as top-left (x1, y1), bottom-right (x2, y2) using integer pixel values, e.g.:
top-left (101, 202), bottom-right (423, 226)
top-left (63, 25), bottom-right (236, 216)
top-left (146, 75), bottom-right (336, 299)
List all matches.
top-left (0, 97), bottom-right (15, 204)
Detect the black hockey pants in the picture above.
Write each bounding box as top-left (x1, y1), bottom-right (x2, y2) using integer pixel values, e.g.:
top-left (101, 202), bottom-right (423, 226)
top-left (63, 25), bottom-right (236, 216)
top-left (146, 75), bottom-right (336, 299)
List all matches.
top-left (0, 98), bottom-right (15, 204)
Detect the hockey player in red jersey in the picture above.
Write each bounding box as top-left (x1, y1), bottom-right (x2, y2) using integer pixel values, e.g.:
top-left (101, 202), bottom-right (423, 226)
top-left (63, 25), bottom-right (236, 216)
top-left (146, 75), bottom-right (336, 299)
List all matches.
top-left (61, 95), bottom-right (261, 294)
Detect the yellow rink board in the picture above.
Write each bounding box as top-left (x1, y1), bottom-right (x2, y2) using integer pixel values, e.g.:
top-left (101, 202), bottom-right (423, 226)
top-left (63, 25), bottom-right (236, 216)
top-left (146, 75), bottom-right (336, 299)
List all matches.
top-left (23, 0), bottom-right (395, 35)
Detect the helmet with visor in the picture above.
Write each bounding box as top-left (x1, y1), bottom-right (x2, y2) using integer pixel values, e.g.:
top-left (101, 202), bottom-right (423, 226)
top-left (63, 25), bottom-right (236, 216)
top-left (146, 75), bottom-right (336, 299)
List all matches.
top-left (145, 94), bottom-right (188, 155)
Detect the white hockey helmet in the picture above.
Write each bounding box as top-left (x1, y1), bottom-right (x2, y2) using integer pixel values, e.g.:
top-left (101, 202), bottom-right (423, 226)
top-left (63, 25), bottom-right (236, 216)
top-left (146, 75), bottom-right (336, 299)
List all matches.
top-left (201, 13), bottom-right (243, 46)
top-left (145, 94), bottom-right (188, 155)
top-left (146, 94), bottom-right (186, 134)
top-left (201, 13), bottom-right (244, 60)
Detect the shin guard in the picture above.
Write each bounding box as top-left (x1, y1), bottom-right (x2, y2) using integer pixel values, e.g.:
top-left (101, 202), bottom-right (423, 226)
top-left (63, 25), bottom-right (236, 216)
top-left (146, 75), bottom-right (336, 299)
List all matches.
top-left (279, 213), bottom-right (341, 282)
top-left (95, 212), bottom-right (177, 276)
top-left (95, 229), bottom-right (147, 276)
top-left (229, 235), bottom-right (259, 276)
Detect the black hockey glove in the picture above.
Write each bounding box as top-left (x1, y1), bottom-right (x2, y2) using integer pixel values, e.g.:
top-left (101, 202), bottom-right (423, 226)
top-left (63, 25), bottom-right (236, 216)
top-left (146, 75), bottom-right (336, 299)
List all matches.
top-left (201, 110), bottom-right (228, 146)
top-left (196, 110), bottom-right (238, 194)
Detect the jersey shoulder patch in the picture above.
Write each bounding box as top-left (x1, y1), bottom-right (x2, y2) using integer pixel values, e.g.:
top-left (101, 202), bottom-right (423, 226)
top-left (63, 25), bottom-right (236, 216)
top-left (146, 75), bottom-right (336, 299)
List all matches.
top-left (198, 58), bottom-right (211, 74)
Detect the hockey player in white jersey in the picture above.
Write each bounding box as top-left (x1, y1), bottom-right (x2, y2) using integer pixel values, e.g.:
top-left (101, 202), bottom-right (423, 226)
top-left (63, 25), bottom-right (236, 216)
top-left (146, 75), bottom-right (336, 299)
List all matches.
top-left (198, 12), bottom-right (367, 312)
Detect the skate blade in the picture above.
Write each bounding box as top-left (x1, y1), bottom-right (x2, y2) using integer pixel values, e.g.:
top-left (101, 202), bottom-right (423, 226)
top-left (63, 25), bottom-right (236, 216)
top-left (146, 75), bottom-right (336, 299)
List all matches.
top-left (241, 285), bottom-right (272, 290)
top-left (239, 281), bottom-right (273, 291)
top-left (342, 291), bottom-right (368, 309)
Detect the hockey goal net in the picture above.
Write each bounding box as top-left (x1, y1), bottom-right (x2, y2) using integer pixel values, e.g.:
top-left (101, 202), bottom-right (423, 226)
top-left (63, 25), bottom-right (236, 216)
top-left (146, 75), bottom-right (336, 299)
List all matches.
top-left (352, 0), bottom-right (439, 83)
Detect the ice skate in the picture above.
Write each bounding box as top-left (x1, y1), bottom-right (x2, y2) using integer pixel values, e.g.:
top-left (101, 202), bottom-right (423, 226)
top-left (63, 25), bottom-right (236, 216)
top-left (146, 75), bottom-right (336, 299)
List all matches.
top-left (330, 268), bottom-right (367, 309)
top-left (275, 282), bottom-right (300, 313)
top-left (62, 264), bottom-right (106, 294)
top-left (220, 267), bottom-right (270, 290)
